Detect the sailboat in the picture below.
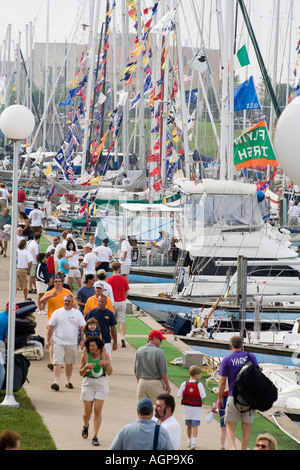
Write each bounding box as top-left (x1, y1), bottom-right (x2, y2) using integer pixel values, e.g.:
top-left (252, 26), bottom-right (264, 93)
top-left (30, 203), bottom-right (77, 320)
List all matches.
top-left (127, 1), bottom-right (300, 340)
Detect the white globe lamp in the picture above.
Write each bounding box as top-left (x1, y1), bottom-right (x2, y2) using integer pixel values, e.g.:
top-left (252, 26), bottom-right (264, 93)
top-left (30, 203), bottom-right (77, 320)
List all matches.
top-left (0, 105), bottom-right (35, 408)
top-left (0, 104), bottom-right (35, 141)
top-left (273, 96), bottom-right (300, 185)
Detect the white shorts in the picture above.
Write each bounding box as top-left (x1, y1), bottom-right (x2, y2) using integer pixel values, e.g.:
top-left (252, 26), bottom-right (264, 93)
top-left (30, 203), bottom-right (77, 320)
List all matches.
top-left (68, 268), bottom-right (81, 279)
top-left (80, 375), bottom-right (109, 402)
top-left (53, 343), bottom-right (77, 365)
top-left (120, 264), bottom-right (130, 275)
top-left (105, 342), bottom-right (112, 359)
top-left (114, 301), bottom-right (126, 323)
top-left (36, 280), bottom-right (48, 294)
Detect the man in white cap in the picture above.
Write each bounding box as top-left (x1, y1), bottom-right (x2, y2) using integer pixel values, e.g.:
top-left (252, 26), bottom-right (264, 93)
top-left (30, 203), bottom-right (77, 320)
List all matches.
top-left (81, 243), bottom-right (100, 277)
top-left (119, 233), bottom-right (132, 281)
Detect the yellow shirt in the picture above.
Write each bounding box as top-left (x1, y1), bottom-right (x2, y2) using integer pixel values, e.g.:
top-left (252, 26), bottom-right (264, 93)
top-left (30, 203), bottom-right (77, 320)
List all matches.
top-left (42, 287), bottom-right (75, 322)
top-left (84, 294), bottom-right (114, 316)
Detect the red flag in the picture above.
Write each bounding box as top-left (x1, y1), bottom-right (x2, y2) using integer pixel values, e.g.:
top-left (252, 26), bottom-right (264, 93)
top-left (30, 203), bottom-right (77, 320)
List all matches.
top-left (150, 166), bottom-right (161, 177)
top-left (147, 153), bottom-right (160, 163)
top-left (153, 180), bottom-right (163, 192)
top-left (79, 201), bottom-right (88, 213)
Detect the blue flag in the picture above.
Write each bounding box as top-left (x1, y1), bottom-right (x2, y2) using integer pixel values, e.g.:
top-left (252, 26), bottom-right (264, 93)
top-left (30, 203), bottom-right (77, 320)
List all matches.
top-left (234, 76), bottom-right (261, 111)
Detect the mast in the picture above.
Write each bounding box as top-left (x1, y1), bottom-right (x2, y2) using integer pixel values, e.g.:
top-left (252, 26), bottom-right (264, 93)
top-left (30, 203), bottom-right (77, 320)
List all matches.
top-left (175, 7), bottom-right (191, 181)
top-left (121, 0), bottom-right (130, 172)
top-left (136, 0), bottom-right (146, 175)
top-left (81, 0), bottom-right (101, 177)
top-left (43, 0), bottom-right (50, 150)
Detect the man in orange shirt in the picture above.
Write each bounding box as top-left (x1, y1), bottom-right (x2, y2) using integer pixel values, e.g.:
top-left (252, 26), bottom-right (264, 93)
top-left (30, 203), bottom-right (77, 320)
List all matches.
top-left (41, 275), bottom-right (75, 369)
top-left (84, 281), bottom-right (114, 316)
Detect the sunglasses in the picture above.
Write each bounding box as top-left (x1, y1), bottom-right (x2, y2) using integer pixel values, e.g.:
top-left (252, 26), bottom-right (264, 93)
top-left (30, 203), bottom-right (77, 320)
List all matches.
top-left (255, 443), bottom-right (268, 449)
top-left (54, 280), bottom-right (62, 283)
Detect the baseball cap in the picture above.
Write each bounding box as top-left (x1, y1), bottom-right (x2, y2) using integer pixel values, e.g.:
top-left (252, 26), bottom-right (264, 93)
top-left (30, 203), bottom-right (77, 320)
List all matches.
top-left (119, 233), bottom-right (126, 239)
top-left (137, 398), bottom-right (153, 414)
top-left (97, 269), bottom-right (107, 276)
top-left (57, 271), bottom-right (66, 276)
top-left (94, 281), bottom-right (105, 289)
top-left (85, 243), bottom-right (93, 249)
top-left (148, 330), bottom-right (167, 340)
top-left (103, 238), bottom-right (109, 244)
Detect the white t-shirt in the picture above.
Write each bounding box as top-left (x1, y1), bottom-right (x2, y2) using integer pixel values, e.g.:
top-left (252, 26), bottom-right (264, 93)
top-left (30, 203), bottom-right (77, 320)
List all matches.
top-left (48, 307), bottom-right (86, 345)
top-left (120, 240), bottom-right (132, 266)
top-left (100, 280), bottom-right (114, 304)
top-left (27, 240), bottom-right (40, 263)
top-left (177, 380), bottom-right (206, 421)
top-left (0, 188), bottom-right (9, 201)
top-left (66, 250), bottom-right (80, 268)
top-left (156, 415), bottom-right (181, 451)
top-left (17, 249), bottom-right (32, 269)
top-left (95, 245), bottom-right (112, 263)
top-left (83, 252), bottom-right (98, 275)
top-left (29, 208), bottom-right (45, 227)
top-left (44, 200), bottom-right (52, 217)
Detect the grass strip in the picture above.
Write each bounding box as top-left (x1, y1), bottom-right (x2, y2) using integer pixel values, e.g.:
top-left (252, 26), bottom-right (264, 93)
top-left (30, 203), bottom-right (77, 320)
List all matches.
top-left (0, 388), bottom-right (56, 450)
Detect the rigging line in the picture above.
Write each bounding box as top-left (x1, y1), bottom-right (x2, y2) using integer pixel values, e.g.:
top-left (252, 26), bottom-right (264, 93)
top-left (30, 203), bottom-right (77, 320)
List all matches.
top-left (238, 0), bottom-right (281, 119)
top-left (30, 1), bottom-right (88, 150)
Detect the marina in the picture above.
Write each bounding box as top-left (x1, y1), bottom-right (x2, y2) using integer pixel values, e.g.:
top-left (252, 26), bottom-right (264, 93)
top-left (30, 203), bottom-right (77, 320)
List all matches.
top-left (1, 0), bottom-right (300, 452)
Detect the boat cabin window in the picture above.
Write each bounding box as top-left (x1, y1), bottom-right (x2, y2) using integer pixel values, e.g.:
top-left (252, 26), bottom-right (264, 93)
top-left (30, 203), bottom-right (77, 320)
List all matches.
top-left (182, 194), bottom-right (263, 228)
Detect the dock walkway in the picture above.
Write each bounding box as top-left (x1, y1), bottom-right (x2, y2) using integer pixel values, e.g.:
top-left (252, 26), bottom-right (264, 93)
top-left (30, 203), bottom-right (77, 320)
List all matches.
top-left (0, 246), bottom-right (242, 450)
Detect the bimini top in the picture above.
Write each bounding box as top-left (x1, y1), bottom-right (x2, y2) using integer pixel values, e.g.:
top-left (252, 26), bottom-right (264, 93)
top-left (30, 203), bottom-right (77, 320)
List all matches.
top-left (173, 178), bottom-right (258, 196)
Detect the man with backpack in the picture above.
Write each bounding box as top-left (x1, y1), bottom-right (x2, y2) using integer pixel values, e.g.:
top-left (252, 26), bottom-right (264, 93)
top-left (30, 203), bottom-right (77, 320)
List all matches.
top-left (217, 335), bottom-right (259, 450)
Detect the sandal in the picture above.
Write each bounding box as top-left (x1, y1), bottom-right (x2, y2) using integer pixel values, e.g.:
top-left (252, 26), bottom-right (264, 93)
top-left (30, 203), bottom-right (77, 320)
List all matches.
top-left (82, 426), bottom-right (89, 439)
top-left (92, 436), bottom-right (100, 446)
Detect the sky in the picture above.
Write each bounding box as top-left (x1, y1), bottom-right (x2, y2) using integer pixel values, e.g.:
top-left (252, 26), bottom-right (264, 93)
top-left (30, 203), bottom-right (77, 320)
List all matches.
top-left (1, 0), bottom-right (300, 85)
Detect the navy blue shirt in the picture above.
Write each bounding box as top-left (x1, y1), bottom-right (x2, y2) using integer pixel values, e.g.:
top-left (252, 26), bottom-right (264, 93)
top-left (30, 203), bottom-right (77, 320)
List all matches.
top-left (85, 308), bottom-right (117, 344)
top-left (77, 286), bottom-right (95, 313)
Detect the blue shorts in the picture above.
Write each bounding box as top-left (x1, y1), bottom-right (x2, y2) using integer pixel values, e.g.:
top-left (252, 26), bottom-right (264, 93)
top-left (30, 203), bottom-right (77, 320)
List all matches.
top-left (185, 419), bottom-right (200, 426)
top-left (219, 395), bottom-right (228, 427)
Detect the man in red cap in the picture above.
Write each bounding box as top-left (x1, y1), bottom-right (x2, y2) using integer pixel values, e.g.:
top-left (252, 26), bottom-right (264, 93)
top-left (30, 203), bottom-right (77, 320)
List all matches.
top-left (134, 329), bottom-right (171, 404)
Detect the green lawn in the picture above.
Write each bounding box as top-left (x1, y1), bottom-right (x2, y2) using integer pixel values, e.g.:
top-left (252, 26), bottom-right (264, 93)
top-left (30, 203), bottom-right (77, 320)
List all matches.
top-left (0, 388), bottom-right (56, 450)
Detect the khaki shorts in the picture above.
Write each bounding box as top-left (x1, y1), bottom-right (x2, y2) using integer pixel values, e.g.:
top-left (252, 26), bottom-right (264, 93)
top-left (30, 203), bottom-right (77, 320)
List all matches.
top-left (30, 263), bottom-right (37, 277)
top-left (114, 301), bottom-right (126, 322)
top-left (53, 343), bottom-right (77, 365)
top-left (137, 378), bottom-right (166, 404)
top-left (0, 229), bottom-right (10, 241)
top-left (225, 396), bottom-right (255, 424)
top-left (17, 268), bottom-right (28, 290)
top-left (68, 268), bottom-right (81, 279)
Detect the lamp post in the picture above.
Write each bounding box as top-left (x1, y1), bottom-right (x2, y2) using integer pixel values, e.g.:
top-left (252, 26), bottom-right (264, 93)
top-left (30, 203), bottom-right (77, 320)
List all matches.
top-left (0, 105), bottom-right (35, 407)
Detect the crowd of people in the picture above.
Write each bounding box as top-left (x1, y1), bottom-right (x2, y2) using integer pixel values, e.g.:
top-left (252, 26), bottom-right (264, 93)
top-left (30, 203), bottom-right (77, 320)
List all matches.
top-left (0, 186), bottom-right (280, 451)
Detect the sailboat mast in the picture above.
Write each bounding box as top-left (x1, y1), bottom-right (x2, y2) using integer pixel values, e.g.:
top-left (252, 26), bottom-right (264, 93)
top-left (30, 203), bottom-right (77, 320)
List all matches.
top-left (43, 0), bottom-right (50, 151)
top-left (81, 0), bottom-right (101, 177)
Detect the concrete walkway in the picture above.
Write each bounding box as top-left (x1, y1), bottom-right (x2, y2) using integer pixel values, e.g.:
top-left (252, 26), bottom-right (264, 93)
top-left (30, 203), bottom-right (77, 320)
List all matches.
top-left (0, 244), bottom-right (240, 451)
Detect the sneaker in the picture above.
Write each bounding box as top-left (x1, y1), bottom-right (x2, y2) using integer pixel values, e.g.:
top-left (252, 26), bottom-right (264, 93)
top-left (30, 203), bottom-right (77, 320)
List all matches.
top-left (121, 338), bottom-right (126, 348)
top-left (38, 310), bottom-right (47, 315)
top-left (51, 383), bottom-right (59, 391)
top-left (65, 383), bottom-right (74, 389)
top-left (47, 363), bottom-right (54, 371)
